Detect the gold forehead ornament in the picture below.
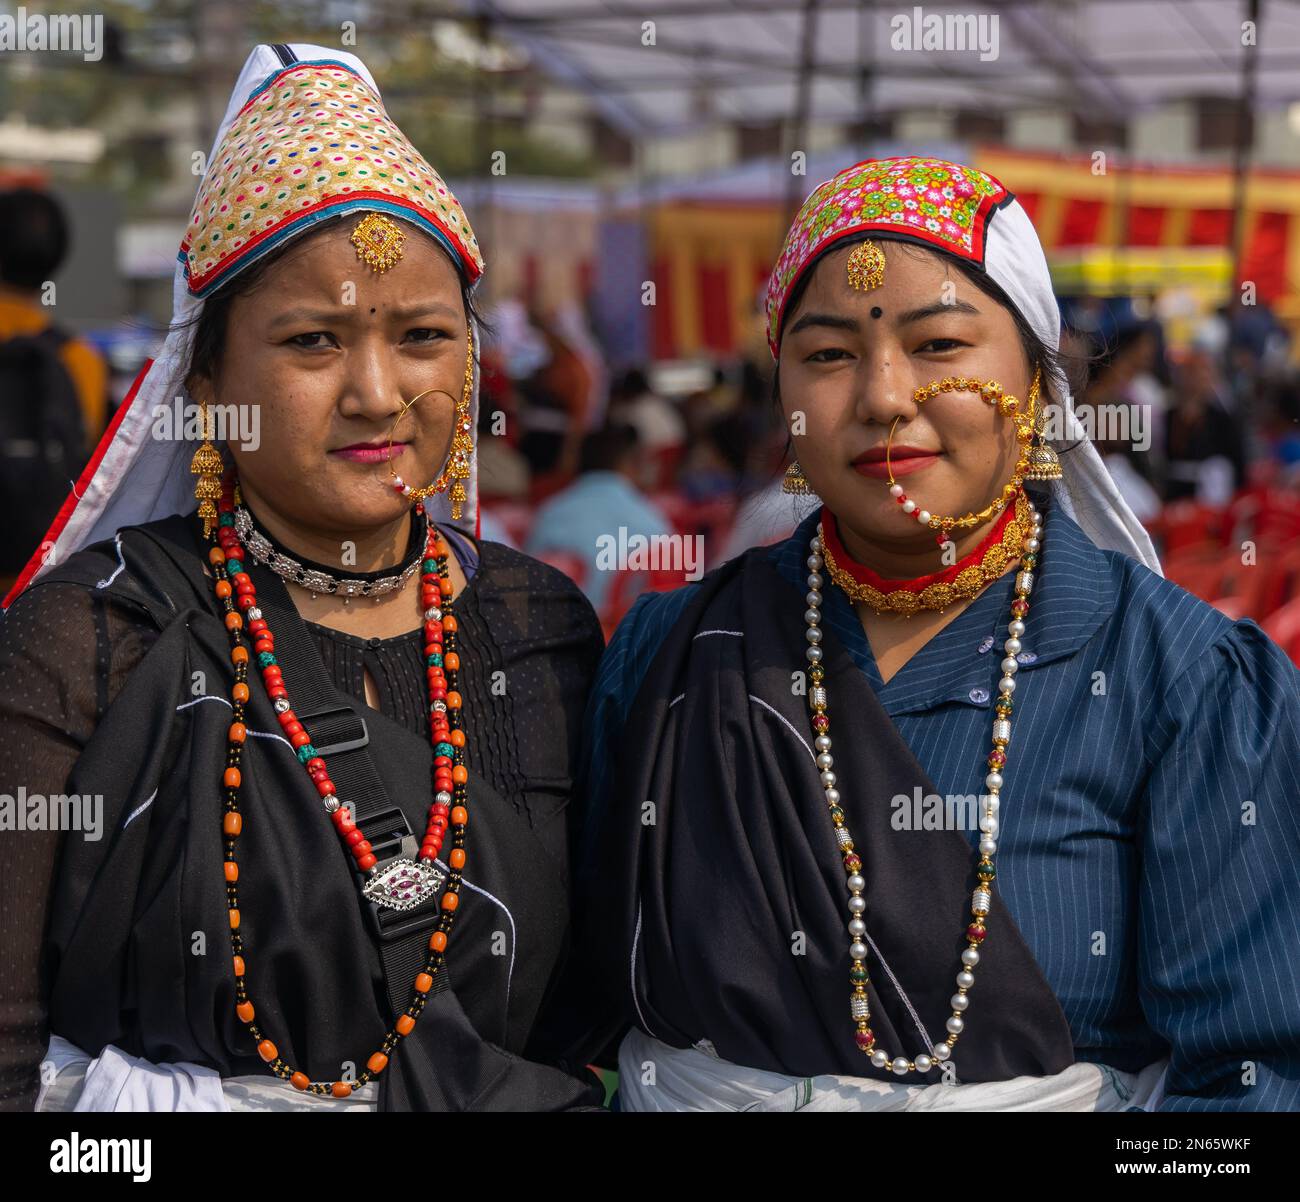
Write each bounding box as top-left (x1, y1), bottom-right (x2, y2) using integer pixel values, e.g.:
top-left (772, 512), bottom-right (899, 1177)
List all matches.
top-left (350, 212), bottom-right (405, 273)
top-left (846, 239), bottom-right (885, 291)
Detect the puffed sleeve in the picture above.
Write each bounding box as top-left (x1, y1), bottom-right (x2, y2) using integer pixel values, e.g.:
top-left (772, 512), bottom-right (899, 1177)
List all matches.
top-left (0, 582), bottom-right (160, 1110)
top-left (1138, 619), bottom-right (1300, 1111)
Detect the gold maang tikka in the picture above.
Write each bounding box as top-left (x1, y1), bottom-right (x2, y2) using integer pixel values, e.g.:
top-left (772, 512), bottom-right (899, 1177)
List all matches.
top-left (846, 239), bottom-right (886, 291)
top-left (385, 326), bottom-right (476, 521)
top-left (350, 213), bottom-right (405, 273)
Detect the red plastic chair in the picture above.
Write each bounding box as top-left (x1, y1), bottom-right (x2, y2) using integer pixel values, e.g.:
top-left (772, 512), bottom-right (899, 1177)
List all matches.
top-left (1163, 547), bottom-right (1234, 605)
top-left (1150, 500), bottom-right (1223, 556)
top-left (1262, 595), bottom-right (1300, 666)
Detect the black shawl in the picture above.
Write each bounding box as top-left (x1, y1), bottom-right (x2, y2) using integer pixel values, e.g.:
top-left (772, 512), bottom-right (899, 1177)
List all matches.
top-left (555, 543), bottom-right (1075, 1084)
top-left (31, 513), bottom-right (602, 1110)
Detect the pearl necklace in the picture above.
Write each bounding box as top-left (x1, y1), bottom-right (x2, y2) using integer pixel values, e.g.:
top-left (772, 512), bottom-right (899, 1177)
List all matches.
top-left (803, 490), bottom-right (1042, 1075)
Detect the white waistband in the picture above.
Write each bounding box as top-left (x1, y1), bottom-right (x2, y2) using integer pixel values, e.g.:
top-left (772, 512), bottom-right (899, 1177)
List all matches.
top-left (36, 1035), bottom-right (376, 1112)
top-left (616, 1028), bottom-right (1169, 1113)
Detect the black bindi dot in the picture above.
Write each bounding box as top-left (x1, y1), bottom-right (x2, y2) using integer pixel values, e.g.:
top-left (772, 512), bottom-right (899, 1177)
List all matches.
top-left (369, 307), bottom-right (376, 314)
top-left (870, 306), bottom-right (883, 319)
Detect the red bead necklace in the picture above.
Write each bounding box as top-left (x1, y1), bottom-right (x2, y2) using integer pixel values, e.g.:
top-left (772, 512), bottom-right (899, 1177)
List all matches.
top-left (205, 473), bottom-right (470, 1098)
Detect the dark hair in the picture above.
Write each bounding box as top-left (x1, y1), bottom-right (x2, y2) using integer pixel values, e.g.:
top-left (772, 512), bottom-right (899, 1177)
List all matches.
top-left (183, 212), bottom-right (493, 386)
top-left (579, 421), bottom-right (639, 474)
top-left (770, 233), bottom-right (1087, 458)
top-left (0, 188), bottom-right (69, 289)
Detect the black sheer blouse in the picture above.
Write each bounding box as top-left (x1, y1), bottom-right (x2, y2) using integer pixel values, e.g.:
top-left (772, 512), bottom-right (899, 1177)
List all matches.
top-left (0, 514), bottom-right (604, 1110)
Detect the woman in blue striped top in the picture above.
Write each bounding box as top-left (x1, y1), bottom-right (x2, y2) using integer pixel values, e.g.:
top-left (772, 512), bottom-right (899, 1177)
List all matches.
top-left (546, 156), bottom-right (1300, 1112)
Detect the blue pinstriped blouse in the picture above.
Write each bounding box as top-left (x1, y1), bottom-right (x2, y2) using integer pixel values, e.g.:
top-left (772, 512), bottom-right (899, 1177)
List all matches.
top-left (578, 488), bottom-right (1300, 1111)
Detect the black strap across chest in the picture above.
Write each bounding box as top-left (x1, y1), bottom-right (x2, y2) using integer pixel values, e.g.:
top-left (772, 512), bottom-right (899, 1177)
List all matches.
top-left (249, 562), bottom-right (448, 1015)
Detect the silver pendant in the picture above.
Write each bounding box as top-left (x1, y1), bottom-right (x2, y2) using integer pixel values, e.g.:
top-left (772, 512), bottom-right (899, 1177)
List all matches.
top-left (362, 856), bottom-right (445, 911)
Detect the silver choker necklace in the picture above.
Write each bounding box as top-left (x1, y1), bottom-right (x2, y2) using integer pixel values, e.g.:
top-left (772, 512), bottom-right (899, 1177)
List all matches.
top-left (233, 504), bottom-right (427, 603)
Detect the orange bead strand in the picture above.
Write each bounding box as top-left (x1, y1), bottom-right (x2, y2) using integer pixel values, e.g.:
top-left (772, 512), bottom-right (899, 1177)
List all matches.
top-left (206, 474), bottom-right (470, 1098)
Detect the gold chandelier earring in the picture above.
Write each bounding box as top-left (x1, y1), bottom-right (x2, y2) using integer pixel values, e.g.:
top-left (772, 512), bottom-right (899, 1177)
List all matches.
top-left (190, 395), bottom-right (225, 539)
top-left (782, 459), bottom-right (814, 495)
top-left (385, 327), bottom-right (476, 520)
top-left (1023, 369), bottom-right (1063, 482)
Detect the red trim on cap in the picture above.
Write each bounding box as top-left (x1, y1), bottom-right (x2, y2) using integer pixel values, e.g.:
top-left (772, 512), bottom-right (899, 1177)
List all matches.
top-left (3, 357), bottom-right (155, 610)
top-left (182, 191), bottom-right (482, 295)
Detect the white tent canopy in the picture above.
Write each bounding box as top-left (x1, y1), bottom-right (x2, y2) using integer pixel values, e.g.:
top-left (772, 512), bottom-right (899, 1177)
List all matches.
top-left (449, 0), bottom-right (1300, 136)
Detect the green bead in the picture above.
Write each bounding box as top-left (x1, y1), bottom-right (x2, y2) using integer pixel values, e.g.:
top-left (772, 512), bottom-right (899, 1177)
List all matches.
top-left (434, 741), bottom-right (454, 759)
top-left (226, 558), bottom-right (244, 575)
top-left (850, 965), bottom-right (868, 983)
top-left (426, 653), bottom-right (443, 668)
top-left (257, 651), bottom-right (276, 669)
top-left (422, 557), bottom-right (439, 573)
top-left (219, 513), bottom-right (234, 527)
top-left (829, 806), bottom-right (845, 823)
top-left (295, 744), bottom-right (316, 764)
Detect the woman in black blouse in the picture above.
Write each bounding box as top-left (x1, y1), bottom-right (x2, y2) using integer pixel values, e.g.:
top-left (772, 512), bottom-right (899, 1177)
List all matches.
top-left (0, 43), bottom-right (603, 1112)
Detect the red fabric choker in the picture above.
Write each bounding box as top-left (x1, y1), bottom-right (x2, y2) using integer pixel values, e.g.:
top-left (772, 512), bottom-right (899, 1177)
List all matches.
top-left (819, 499), bottom-right (1018, 596)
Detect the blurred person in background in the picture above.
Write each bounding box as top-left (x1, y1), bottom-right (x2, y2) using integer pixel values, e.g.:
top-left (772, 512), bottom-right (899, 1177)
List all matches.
top-left (472, 361), bottom-right (530, 502)
top-left (1076, 322), bottom-right (1164, 523)
top-left (1259, 372), bottom-right (1300, 483)
top-left (607, 366), bottom-right (686, 488)
top-left (1165, 347), bottom-right (1246, 505)
top-left (677, 411), bottom-right (747, 502)
top-left (550, 300), bottom-right (609, 432)
top-left (531, 306), bottom-right (595, 481)
top-left (525, 421), bottom-right (672, 612)
top-left (0, 187), bottom-right (108, 587)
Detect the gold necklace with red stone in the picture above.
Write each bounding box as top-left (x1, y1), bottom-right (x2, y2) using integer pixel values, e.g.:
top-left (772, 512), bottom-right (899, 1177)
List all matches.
top-left (803, 488), bottom-right (1043, 1076)
top-left (205, 472), bottom-right (469, 1098)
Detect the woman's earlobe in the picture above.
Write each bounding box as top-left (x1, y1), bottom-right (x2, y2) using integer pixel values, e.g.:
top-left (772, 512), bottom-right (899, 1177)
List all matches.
top-left (185, 373), bottom-right (211, 408)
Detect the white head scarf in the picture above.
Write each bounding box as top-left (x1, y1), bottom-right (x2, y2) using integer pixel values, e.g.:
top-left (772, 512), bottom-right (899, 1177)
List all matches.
top-left (4, 42), bottom-right (485, 609)
top-left (983, 200), bottom-right (1161, 572)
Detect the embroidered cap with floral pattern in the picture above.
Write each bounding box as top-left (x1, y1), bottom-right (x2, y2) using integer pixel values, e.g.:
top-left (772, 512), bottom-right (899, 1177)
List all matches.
top-left (180, 58), bottom-right (484, 297)
top-left (764, 156), bottom-right (1014, 359)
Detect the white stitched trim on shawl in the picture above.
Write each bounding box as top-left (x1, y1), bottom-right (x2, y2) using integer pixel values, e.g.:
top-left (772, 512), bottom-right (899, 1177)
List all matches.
top-left (747, 694), bottom-right (816, 765)
top-left (174, 696), bottom-right (295, 751)
top-left (692, 629), bottom-right (744, 639)
top-left (631, 900), bottom-right (659, 1040)
top-left (95, 532), bottom-right (127, 590)
top-left (439, 864), bottom-right (517, 1015)
top-left (123, 789), bottom-right (158, 830)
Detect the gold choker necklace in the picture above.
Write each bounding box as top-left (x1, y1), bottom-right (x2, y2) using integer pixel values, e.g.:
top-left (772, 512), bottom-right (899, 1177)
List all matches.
top-left (820, 490), bottom-right (1032, 616)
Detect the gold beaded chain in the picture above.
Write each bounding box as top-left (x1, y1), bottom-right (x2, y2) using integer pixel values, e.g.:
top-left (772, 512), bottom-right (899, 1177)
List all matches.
top-left (385, 326), bottom-right (476, 519)
top-left (895, 368), bottom-right (1040, 537)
